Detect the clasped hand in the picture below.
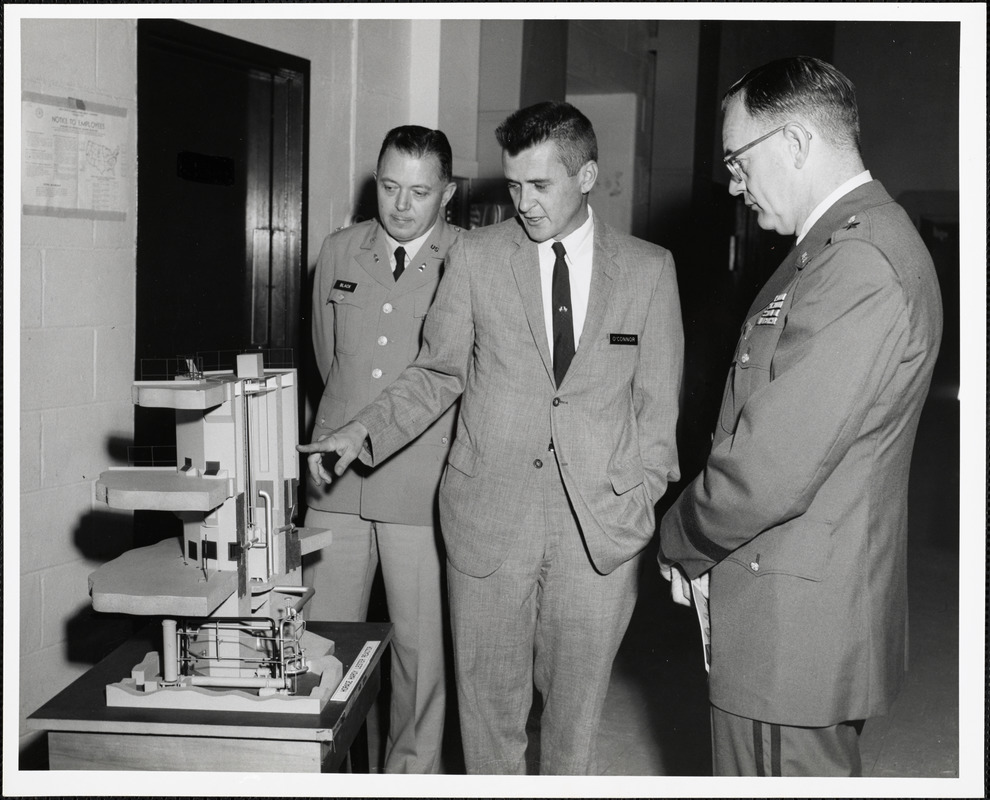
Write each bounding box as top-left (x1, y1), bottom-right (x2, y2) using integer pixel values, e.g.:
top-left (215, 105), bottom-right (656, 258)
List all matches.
top-left (296, 421), bottom-right (369, 486)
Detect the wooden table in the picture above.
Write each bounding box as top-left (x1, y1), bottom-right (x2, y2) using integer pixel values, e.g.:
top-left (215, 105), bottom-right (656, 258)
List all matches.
top-left (28, 621), bottom-right (392, 772)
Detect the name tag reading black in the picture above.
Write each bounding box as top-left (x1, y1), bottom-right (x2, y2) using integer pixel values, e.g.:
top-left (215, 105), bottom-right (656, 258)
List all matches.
top-left (609, 333), bottom-right (638, 345)
top-left (333, 280), bottom-right (357, 292)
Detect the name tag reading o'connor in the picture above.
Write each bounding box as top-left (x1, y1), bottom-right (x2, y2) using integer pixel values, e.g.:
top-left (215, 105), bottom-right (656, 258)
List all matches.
top-left (609, 333), bottom-right (638, 345)
top-left (332, 280), bottom-right (357, 292)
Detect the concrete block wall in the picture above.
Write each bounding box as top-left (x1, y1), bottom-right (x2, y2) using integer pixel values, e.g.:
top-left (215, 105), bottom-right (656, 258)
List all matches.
top-left (19, 17), bottom-right (140, 761)
top-left (16, 15), bottom-right (421, 766)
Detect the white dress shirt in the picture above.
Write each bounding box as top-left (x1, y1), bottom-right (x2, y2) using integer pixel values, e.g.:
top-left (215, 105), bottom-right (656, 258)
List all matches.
top-left (384, 221), bottom-right (437, 273)
top-left (797, 170), bottom-right (872, 244)
top-left (538, 206), bottom-right (595, 362)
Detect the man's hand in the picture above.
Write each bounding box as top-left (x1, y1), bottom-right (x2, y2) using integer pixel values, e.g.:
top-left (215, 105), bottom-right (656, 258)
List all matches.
top-left (659, 558), bottom-right (694, 607)
top-left (296, 421), bottom-right (369, 486)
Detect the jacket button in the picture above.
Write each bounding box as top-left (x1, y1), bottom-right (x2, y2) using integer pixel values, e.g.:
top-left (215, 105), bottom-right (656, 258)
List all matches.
top-left (383, 303), bottom-right (393, 314)
top-left (441, 436), bottom-right (448, 444)
top-left (372, 368), bottom-right (383, 379)
top-left (552, 397), bottom-right (560, 407)
top-left (377, 335), bottom-right (388, 346)
top-left (741, 353), bottom-right (750, 364)
top-left (750, 561), bottom-right (760, 571)
top-left (533, 459), bottom-right (543, 469)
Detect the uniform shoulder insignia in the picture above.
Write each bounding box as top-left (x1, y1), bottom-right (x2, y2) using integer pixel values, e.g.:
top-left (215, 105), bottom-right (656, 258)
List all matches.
top-left (843, 215), bottom-right (860, 230)
top-left (334, 225), bottom-right (345, 232)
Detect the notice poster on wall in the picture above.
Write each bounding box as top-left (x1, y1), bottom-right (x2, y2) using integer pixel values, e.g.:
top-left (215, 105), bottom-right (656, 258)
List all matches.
top-left (21, 91), bottom-right (128, 220)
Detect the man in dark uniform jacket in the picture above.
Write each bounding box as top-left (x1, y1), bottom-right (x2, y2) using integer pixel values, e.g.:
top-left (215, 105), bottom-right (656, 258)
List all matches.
top-left (659, 57), bottom-right (943, 776)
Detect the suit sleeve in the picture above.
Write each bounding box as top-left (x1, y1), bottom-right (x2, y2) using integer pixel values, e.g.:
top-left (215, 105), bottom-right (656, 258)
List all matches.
top-left (660, 239), bottom-right (909, 578)
top-left (637, 250), bottom-right (684, 504)
top-left (311, 235), bottom-right (335, 385)
top-left (354, 236), bottom-right (473, 463)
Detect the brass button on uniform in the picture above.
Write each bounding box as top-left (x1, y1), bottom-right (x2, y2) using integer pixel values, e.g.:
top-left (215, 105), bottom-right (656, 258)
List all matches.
top-left (383, 303), bottom-right (393, 314)
top-left (377, 335), bottom-right (388, 346)
top-left (741, 353), bottom-right (750, 364)
top-left (533, 459), bottom-right (543, 469)
top-left (372, 368), bottom-right (383, 379)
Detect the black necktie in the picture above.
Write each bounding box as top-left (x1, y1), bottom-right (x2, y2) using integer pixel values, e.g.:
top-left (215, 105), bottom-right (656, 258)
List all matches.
top-left (393, 246), bottom-right (406, 281)
top-left (551, 241), bottom-right (575, 387)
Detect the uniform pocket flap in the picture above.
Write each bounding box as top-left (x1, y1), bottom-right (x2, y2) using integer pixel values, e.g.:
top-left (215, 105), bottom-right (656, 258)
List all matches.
top-left (608, 459), bottom-right (645, 495)
top-left (447, 438), bottom-right (479, 477)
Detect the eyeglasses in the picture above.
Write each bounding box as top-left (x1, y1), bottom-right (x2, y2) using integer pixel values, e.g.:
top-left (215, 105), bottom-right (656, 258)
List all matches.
top-left (723, 122), bottom-right (811, 182)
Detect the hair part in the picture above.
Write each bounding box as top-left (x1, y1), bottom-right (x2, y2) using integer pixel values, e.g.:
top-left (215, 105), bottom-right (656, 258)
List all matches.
top-left (377, 125), bottom-right (453, 183)
top-left (495, 101), bottom-right (598, 176)
top-left (723, 56), bottom-right (861, 154)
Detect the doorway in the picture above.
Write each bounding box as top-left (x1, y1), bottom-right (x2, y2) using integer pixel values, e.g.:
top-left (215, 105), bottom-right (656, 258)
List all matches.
top-left (134, 19), bottom-right (309, 539)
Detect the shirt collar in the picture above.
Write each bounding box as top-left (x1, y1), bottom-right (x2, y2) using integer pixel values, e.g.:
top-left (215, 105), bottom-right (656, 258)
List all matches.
top-left (539, 205), bottom-right (595, 256)
top-left (383, 219), bottom-right (438, 263)
top-left (797, 170), bottom-right (872, 244)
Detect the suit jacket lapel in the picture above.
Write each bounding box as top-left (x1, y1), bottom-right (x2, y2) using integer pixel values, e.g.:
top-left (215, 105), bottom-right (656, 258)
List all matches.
top-left (567, 218), bottom-right (616, 383)
top-left (509, 224), bottom-right (555, 385)
top-left (355, 221), bottom-right (395, 288)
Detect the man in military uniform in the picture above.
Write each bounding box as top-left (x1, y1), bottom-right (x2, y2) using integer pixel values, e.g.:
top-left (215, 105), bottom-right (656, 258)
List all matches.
top-left (659, 57), bottom-right (943, 776)
top-left (305, 125), bottom-right (459, 773)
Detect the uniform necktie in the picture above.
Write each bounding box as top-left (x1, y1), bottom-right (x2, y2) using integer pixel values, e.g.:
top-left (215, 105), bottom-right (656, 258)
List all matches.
top-left (551, 240), bottom-right (575, 387)
top-left (393, 246), bottom-right (406, 281)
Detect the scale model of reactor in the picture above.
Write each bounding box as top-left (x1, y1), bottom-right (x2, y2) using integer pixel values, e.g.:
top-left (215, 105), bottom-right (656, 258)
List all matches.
top-left (89, 353), bottom-right (339, 714)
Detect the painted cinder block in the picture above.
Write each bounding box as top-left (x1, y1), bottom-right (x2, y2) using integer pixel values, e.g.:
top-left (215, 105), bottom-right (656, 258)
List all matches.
top-left (21, 410), bottom-right (42, 492)
top-left (21, 482), bottom-right (101, 573)
top-left (95, 324), bottom-right (137, 403)
top-left (20, 328), bottom-right (95, 411)
top-left (45, 249), bottom-right (135, 329)
top-left (43, 402), bottom-right (133, 488)
top-left (21, 19), bottom-right (99, 87)
top-left (20, 247), bottom-right (43, 329)
top-left (95, 19), bottom-right (138, 103)
top-left (20, 572), bottom-right (44, 654)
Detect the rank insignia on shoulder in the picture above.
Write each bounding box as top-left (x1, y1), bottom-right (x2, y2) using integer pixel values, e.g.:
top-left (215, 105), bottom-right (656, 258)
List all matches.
top-left (334, 225), bottom-right (345, 232)
top-left (844, 215), bottom-right (860, 230)
top-left (332, 280), bottom-right (357, 292)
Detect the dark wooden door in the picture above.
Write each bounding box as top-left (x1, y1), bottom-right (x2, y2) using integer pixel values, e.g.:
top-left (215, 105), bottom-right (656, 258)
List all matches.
top-left (136, 19), bottom-right (308, 372)
top-left (134, 20), bottom-right (308, 539)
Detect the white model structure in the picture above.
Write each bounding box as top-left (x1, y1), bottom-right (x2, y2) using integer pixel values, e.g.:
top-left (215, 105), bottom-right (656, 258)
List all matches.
top-left (90, 353), bottom-right (339, 714)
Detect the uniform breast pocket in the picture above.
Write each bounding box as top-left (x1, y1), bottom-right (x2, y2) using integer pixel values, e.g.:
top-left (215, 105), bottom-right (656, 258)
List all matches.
top-left (329, 286), bottom-right (369, 355)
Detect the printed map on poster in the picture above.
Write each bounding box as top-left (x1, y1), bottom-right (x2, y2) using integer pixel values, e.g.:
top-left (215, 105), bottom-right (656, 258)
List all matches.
top-left (22, 91), bottom-right (128, 220)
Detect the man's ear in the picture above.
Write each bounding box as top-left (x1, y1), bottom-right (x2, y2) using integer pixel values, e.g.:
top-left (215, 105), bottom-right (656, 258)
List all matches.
top-left (785, 122), bottom-right (813, 169)
top-left (440, 181), bottom-right (457, 208)
top-left (578, 160), bottom-right (599, 194)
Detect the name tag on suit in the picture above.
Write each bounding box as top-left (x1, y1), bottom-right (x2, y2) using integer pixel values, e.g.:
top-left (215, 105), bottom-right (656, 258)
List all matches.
top-left (609, 333), bottom-right (638, 345)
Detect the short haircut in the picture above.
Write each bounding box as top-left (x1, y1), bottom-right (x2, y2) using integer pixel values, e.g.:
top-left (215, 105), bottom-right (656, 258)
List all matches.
top-left (723, 56), bottom-right (861, 154)
top-left (495, 101), bottom-right (598, 176)
top-left (377, 125), bottom-right (453, 183)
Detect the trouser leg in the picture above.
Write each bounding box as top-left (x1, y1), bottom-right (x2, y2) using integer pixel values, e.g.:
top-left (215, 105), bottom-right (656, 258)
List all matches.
top-left (301, 508), bottom-right (377, 622)
top-left (375, 521), bottom-right (447, 774)
top-left (533, 461), bottom-right (639, 775)
top-left (446, 499), bottom-right (547, 774)
top-left (711, 704), bottom-right (865, 776)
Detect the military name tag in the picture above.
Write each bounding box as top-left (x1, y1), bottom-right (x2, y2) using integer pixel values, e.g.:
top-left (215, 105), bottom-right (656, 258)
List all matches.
top-left (609, 333), bottom-right (638, 345)
top-left (332, 280), bottom-right (357, 292)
